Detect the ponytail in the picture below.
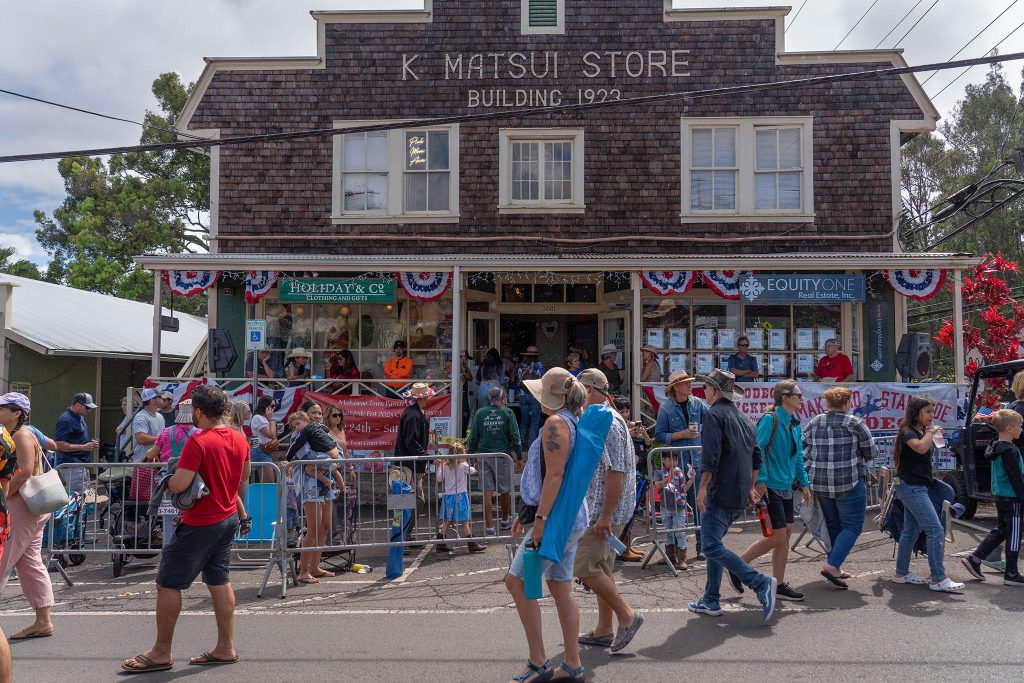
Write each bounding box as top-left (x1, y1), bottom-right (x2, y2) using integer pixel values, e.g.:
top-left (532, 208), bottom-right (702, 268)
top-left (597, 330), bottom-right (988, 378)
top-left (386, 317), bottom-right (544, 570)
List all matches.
top-left (563, 380), bottom-right (589, 417)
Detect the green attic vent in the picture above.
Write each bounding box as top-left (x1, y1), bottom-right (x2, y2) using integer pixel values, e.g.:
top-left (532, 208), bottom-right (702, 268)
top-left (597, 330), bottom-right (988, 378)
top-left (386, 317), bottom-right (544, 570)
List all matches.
top-left (529, 0), bottom-right (558, 27)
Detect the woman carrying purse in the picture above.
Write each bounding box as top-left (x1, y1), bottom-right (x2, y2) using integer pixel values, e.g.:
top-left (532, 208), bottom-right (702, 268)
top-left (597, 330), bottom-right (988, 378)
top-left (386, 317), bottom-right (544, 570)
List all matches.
top-left (0, 392), bottom-right (55, 640)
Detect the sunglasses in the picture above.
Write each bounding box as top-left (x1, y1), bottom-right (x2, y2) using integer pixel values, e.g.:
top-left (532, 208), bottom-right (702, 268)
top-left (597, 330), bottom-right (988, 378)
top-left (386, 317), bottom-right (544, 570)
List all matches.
top-left (738, 344), bottom-right (750, 348)
top-left (785, 392), bottom-right (804, 399)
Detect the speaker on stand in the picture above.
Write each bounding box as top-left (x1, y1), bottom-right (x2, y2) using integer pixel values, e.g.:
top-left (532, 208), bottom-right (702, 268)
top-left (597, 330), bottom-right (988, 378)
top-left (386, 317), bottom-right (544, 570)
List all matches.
top-left (895, 332), bottom-right (933, 381)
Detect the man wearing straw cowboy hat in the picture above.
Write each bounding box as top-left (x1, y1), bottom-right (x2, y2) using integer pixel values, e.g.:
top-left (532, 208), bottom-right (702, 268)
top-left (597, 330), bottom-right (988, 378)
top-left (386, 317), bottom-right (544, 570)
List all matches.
top-left (395, 382), bottom-right (435, 519)
top-left (689, 368), bottom-right (778, 623)
top-left (654, 370), bottom-right (709, 563)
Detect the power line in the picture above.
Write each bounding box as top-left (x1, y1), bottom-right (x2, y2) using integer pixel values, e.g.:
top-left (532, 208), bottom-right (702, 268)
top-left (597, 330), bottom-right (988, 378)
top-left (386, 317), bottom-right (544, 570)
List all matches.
top-left (921, 0), bottom-right (1020, 85)
top-left (2, 50), bottom-right (1023, 165)
top-left (785, 0), bottom-right (809, 34)
top-left (874, 0), bottom-right (927, 48)
top-left (893, 0), bottom-right (942, 48)
top-left (835, 0), bottom-right (882, 49)
top-left (933, 20), bottom-right (1024, 98)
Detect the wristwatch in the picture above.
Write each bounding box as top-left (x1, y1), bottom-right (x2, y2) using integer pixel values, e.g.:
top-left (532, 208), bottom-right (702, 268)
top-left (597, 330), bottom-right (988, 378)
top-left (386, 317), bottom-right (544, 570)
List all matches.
top-left (535, 513), bottom-right (549, 521)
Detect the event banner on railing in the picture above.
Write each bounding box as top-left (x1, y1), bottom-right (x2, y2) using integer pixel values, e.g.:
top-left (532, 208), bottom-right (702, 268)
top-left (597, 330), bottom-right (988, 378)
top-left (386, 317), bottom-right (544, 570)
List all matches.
top-left (642, 382), bottom-right (967, 432)
top-left (306, 392), bottom-right (452, 450)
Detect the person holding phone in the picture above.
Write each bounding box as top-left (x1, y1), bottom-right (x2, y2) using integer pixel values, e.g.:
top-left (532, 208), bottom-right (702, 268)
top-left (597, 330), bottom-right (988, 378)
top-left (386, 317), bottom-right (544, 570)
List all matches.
top-left (248, 396), bottom-right (279, 483)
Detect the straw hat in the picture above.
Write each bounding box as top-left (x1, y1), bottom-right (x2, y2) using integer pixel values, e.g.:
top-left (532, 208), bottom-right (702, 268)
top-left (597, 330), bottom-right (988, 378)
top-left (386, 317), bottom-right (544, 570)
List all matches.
top-left (666, 370), bottom-right (696, 390)
top-left (699, 368), bottom-right (746, 402)
top-left (641, 344), bottom-right (660, 355)
top-left (286, 347), bottom-right (312, 360)
top-left (403, 382), bottom-right (436, 399)
top-left (600, 343), bottom-right (618, 358)
top-left (523, 367), bottom-right (577, 412)
top-left (521, 345), bottom-right (540, 356)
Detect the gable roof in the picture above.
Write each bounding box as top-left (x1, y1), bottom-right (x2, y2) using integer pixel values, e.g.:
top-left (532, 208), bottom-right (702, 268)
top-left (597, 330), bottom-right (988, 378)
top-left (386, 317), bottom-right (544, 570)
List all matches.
top-left (0, 274), bottom-right (207, 360)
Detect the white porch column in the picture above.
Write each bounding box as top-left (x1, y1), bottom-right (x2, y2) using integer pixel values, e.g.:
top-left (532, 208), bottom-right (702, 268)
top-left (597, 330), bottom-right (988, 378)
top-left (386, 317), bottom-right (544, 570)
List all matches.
top-left (952, 268), bottom-right (965, 383)
top-left (451, 266), bottom-right (463, 437)
top-left (152, 270), bottom-right (162, 378)
top-left (631, 271), bottom-right (642, 421)
top-left (0, 283), bottom-right (15, 393)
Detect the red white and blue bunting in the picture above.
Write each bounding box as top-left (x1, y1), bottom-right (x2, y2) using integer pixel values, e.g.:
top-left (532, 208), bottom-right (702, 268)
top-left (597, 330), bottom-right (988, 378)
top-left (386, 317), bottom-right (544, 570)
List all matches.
top-left (163, 270), bottom-right (220, 297)
top-left (883, 269), bottom-right (947, 301)
top-left (397, 272), bottom-right (452, 302)
top-left (245, 271), bottom-right (277, 304)
top-left (700, 271), bottom-right (750, 300)
top-left (639, 271), bottom-right (697, 296)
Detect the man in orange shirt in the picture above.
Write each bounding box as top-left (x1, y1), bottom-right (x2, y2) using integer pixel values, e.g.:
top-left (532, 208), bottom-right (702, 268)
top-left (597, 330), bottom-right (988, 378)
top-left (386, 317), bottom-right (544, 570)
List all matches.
top-left (384, 340), bottom-right (414, 398)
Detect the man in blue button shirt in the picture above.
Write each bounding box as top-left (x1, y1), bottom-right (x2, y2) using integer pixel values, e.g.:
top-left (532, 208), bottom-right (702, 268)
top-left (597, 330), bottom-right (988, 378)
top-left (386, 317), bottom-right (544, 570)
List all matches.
top-left (726, 336), bottom-right (759, 382)
top-left (54, 392), bottom-right (99, 492)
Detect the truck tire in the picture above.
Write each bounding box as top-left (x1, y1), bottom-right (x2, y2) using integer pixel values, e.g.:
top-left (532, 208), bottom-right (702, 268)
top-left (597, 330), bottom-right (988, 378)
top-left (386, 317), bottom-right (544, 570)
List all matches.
top-left (941, 470), bottom-right (978, 520)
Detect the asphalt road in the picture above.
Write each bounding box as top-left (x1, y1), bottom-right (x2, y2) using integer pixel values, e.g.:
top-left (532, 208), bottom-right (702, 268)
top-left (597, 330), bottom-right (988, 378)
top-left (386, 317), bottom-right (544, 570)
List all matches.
top-left (4, 511), bottom-right (1024, 681)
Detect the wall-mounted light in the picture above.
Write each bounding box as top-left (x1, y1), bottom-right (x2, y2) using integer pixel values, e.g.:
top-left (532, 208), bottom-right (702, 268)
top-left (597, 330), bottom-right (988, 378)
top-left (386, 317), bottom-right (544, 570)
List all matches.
top-left (385, 304), bottom-right (394, 314)
top-left (294, 305), bottom-right (306, 316)
top-left (339, 305), bottom-right (351, 317)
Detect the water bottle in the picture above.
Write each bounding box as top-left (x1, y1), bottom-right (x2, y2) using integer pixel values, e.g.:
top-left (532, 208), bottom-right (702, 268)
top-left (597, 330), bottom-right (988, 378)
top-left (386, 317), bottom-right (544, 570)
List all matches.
top-left (755, 498), bottom-right (774, 538)
top-left (523, 540), bottom-right (543, 599)
top-left (606, 534), bottom-right (627, 556)
top-left (352, 563), bottom-right (373, 574)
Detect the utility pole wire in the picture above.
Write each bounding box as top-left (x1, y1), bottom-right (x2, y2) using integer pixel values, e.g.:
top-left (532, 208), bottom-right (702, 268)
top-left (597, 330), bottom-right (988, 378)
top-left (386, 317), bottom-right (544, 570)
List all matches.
top-left (893, 0), bottom-right (942, 48)
top-left (875, 0), bottom-right (927, 48)
top-left (2, 50), bottom-right (1024, 165)
top-left (921, 0), bottom-right (1020, 85)
top-left (934, 20), bottom-right (1024, 98)
top-left (835, 0), bottom-right (882, 49)
top-left (785, 0), bottom-right (809, 34)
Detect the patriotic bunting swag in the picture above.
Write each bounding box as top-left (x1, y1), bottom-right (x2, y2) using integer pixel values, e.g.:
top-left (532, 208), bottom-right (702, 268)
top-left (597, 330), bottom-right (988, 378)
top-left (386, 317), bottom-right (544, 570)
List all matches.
top-left (639, 271), bottom-right (696, 296)
top-left (883, 269), bottom-right (947, 301)
top-left (700, 270), bottom-right (750, 300)
top-left (163, 270), bottom-right (220, 297)
top-left (397, 272), bottom-right (452, 302)
top-left (245, 270), bottom-right (277, 304)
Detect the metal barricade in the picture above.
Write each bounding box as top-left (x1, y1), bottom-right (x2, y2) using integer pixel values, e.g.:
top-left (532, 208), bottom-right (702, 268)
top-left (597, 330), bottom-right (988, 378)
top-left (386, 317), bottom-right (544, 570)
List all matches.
top-left (642, 446), bottom-right (702, 576)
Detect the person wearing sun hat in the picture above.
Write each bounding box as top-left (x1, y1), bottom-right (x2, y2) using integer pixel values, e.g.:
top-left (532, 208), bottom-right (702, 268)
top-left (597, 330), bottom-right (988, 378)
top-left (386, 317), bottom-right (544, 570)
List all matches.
top-left (598, 343), bottom-right (623, 394)
top-left (516, 345), bottom-right (546, 447)
top-left (284, 347), bottom-right (313, 383)
top-left (639, 344), bottom-right (662, 383)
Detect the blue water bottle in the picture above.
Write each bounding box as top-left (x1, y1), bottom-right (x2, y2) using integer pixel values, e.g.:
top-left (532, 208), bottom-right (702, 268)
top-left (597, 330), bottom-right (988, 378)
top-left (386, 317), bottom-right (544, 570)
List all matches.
top-left (523, 540), bottom-right (543, 599)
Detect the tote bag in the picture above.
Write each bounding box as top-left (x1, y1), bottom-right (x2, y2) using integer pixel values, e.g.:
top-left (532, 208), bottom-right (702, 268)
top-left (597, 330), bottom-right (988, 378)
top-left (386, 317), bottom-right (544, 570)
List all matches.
top-left (21, 443), bottom-right (70, 516)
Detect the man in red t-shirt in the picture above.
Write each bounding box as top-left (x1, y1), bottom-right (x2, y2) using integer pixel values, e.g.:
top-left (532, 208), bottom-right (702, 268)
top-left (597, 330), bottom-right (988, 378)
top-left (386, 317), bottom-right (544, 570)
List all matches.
top-left (122, 384), bottom-right (250, 674)
top-left (815, 338), bottom-right (855, 382)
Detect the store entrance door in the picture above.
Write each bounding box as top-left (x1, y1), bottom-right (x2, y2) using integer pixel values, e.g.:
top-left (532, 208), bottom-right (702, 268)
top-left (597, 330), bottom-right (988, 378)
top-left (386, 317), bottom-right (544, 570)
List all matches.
top-left (501, 314), bottom-right (598, 372)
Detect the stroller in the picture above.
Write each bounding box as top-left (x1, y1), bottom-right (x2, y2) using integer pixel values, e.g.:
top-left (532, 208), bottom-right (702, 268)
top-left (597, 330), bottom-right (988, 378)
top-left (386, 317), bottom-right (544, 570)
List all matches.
top-left (107, 468), bottom-right (161, 578)
top-left (42, 491), bottom-right (89, 568)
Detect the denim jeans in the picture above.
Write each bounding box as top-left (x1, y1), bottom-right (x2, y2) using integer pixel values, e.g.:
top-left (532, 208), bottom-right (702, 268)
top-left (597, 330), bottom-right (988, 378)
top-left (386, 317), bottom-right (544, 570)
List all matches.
top-left (817, 478), bottom-right (866, 570)
top-left (519, 393), bottom-right (542, 448)
top-left (701, 503), bottom-right (769, 604)
top-left (895, 482), bottom-right (947, 580)
top-left (678, 451), bottom-right (703, 547)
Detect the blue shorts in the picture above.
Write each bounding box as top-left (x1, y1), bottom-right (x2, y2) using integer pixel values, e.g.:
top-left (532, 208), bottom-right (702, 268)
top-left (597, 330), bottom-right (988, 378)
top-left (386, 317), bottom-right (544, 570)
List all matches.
top-left (443, 492), bottom-right (470, 522)
top-left (251, 447), bottom-right (274, 464)
top-left (508, 527), bottom-right (586, 583)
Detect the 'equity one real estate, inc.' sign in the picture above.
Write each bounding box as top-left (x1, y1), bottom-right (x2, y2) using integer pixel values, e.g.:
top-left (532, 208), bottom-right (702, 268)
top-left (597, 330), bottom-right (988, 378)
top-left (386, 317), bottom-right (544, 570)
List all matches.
top-left (740, 274), bottom-right (866, 303)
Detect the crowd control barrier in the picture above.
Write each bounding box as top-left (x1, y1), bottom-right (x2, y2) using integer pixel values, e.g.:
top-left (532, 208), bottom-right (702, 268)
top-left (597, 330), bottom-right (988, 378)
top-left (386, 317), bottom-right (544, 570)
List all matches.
top-left (641, 446), bottom-right (703, 577)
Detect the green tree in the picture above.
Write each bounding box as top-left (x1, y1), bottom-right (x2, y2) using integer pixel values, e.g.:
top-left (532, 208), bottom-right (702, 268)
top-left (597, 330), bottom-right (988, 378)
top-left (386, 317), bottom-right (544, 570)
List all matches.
top-left (33, 72), bottom-right (210, 314)
top-left (0, 246), bottom-right (45, 280)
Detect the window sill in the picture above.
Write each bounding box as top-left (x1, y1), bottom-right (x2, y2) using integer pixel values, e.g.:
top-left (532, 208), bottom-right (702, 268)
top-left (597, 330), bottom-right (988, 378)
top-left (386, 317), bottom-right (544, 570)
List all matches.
top-left (499, 205), bottom-right (585, 215)
top-left (679, 213), bottom-right (815, 224)
top-left (332, 214), bottom-right (461, 225)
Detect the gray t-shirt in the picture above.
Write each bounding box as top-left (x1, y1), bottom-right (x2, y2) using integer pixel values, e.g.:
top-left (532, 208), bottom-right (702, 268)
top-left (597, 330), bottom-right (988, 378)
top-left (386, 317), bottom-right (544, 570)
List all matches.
top-left (132, 410), bottom-right (165, 463)
top-left (585, 409), bottom-right (637, 526)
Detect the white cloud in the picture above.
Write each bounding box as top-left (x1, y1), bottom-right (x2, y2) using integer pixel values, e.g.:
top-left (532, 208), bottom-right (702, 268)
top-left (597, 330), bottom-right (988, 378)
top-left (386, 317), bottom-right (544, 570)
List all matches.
top-left (0, 231), bottom-right (42, 263)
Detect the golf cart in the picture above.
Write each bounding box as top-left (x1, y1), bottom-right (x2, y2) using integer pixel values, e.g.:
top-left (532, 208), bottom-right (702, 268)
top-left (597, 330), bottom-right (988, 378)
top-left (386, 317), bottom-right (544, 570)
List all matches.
top-left (952, 359), bottom-right (1024, 519)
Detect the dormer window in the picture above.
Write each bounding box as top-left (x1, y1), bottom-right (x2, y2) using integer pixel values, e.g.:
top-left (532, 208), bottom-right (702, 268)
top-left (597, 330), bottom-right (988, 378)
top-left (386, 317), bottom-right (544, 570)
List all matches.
top-left (521, 0), bottom-right (565, 35)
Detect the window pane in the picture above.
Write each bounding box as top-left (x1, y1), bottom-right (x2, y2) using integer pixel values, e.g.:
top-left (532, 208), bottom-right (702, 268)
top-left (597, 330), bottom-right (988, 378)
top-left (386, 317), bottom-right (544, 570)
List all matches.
top-left (779, 129), bottom-right (802, 168)
top-left (713, 128), bottom-right (736, 167)
top-left (691, 171), bottom-right (712, 210)
top-left (366, 173), bottom-right (388, 210)
top-left (755, 173), bottom-right (777, 210)
top-left (428, 131), bottom-right (449, 170)
top-left (428, 172), bottom-right (450, 211)
top-left (343, 173), bottom-right (367, 211)
top-left (755, 129), bottom-right (777, 170)
top-left (366, 132), bottom-right (388, 171)
top-left (713, 170), bottom-right (736, 210)
top-left (406, 132), bottom-right (428, 171)
top-left (512, 143), bottom-right (522, 162)
top-left (405, 173), bottom-right (427, 211)
top-left (692, 129), bottom-right (713, 167)
top-left (343, 134), bottom-right (366, 171)
top-left (778, 172), bottom-right (801, 209)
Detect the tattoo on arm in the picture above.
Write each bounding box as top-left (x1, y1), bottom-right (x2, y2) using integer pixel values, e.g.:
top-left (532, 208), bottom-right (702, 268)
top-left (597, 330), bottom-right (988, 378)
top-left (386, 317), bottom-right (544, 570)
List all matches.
top-left (545, 423), bottom-right (562, 453)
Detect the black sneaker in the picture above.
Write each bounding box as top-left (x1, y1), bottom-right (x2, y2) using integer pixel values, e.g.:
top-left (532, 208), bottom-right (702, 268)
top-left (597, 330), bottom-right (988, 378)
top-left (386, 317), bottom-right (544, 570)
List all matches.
top-left (775, 583), bottom-right (804, 602)
top-left (728, 571), bottom-right (744, 594)
top-left (1004, 573), bottom-right (1024, 587)
top-left (960, 555), bottom-right (985, 581)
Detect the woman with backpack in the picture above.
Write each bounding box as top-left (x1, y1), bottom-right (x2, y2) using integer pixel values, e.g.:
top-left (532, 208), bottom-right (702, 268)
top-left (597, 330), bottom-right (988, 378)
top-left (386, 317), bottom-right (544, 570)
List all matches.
top-left (145, 401), bottom-right (200, 547)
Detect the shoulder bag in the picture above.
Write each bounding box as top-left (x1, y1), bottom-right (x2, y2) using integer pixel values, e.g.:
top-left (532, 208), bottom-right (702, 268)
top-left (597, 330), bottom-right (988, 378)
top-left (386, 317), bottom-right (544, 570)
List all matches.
top-left (21, 440), bottom-right (70, 516)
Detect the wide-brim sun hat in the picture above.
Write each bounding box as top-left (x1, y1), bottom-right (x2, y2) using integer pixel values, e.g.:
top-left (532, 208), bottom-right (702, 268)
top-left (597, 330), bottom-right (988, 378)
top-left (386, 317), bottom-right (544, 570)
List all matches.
top-left (600, 343), bottom-right (618, 358)
top-left (286, 347), bottom-right (312, 360)
top-left (699, 368), bottom-right (746, 402)
top-left (522, 346), bottom-right (540, 356)
top-left (403, 382), bottom-right (436, 399)
top-left (666, 370), bottom-right (696, 390)
top-left (641, 344), bottom-right (660, 354)
top-left (523, 367), bottom-right (576, 412)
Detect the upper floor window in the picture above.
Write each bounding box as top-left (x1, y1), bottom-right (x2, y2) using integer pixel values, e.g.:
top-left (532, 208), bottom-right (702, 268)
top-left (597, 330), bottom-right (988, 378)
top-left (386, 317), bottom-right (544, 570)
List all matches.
top-left (499, 129), bottom-right (585, 214)
top-left (681, 117), bottom-right (814, 223)
top-left (521, 0), bottom-right (565, 35)
top-left (333, 122), bottom-right (459, 224)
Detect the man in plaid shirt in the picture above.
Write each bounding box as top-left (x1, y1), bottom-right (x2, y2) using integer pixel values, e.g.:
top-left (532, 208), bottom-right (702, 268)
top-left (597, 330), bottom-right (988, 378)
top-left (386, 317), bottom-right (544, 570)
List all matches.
top-left (802, 386), bottom-right (878, 588)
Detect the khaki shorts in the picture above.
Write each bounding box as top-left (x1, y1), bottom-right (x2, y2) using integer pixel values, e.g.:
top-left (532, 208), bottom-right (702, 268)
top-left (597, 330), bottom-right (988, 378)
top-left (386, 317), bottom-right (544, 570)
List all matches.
top-left (573, 524), bottom-right (624, 578)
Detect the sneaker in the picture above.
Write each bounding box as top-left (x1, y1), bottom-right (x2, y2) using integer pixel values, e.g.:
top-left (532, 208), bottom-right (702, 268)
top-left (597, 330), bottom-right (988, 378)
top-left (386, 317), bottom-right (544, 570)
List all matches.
top-left (485, 527), bottom-right (496, 536)
top-left (466, 542), bottom-right (486, 553)
top-left (687, 598), bottom-right (722, 617)
top-left (1003, 573), bottom-right (1024, 587)
top-left (960, 556), bottom-right (985, 581)
top-left (609, 613), bottom-right (645, 653)
top-left (928, 577), bottom-right (965, 593)
top-left (893, 572), bottom-right (927, 585)
top-left (727, 571), bottom-right (744, 594)
top-left (499, 517), bottom-right (514, 531)
top-left (757, 577), bottom-right (778, 622)
top-left (775, 583), bottom-right (804, 602)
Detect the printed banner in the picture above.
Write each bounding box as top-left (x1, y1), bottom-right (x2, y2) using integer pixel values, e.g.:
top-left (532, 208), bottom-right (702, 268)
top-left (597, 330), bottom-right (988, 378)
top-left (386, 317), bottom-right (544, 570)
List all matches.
top-left (143, 378), bottom-right (211, 408)
top-left (230, 384), bottom-right (306, 423)
top-left (306, 392), bottom-right (452, 450)
top-left (643, 382), bottom-right (967, 433)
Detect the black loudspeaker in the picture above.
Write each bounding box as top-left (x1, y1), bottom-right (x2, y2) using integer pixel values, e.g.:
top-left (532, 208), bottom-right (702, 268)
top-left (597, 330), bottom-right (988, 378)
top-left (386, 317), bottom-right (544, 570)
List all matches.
top-left (208, 328), bottom-right (238, 374)
top-left (896, 332), bottom-right (932, 380)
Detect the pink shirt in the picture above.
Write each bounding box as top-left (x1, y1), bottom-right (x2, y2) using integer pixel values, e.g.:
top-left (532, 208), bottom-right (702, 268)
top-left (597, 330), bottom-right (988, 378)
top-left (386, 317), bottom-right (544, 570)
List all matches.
top-left (154, 425), bottom-right (201, 462)
top-left (436, 462), bottom-right (476, 495)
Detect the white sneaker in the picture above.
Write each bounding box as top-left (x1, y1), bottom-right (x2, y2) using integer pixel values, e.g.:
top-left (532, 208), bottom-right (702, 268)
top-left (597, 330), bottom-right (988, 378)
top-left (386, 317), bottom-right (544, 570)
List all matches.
top-left (929, 577), bottom-right (965, 593)
top-left (893, 572), bottom-right (927, 585)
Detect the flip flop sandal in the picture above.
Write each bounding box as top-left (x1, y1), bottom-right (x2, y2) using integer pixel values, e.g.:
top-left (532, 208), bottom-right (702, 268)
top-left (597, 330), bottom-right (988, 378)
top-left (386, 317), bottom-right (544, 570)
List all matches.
top-left (10, 630), bottom-right (53, 640)
top-left (820, 570), bottom-right (849, 589)
top-left (298, 576), bottom-right (320, 584)
top-left (121, 654), bottom-right (173, 674)
top-left (189, 652), bottom-right (240, 666)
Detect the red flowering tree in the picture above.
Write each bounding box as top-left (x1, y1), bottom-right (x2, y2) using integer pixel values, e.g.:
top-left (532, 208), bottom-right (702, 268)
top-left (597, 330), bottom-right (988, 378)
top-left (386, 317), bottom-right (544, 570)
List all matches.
top-left (935, 253), bottom-right (1024, 406)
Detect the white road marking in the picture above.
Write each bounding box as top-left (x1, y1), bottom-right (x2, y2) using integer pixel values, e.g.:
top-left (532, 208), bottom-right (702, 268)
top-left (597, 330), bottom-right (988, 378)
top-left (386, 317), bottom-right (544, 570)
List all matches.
top-left (391, 546), bottom-right (429, 585)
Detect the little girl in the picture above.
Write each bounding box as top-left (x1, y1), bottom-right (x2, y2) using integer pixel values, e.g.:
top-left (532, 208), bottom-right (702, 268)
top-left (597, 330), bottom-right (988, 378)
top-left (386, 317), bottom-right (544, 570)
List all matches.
top-left (434, 443), bottom-right (486, 555)
top-left (654, 452), bottom-right (696, 570)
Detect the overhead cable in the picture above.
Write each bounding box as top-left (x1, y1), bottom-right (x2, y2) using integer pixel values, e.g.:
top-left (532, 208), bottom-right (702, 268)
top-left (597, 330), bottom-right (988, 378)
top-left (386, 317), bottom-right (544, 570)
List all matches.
top-left (921, 0), bottom-right (1020, 85)
top-left (874, 0), bottom-right (927, 48)
top-left (785, 0), bottom-right (810, 34)
top-left (933, 20), bottom-right (1024, 97)
top-left (893, 0), bottom-right (942, 48)
top-left (834, 0), bottom-right (882, 49)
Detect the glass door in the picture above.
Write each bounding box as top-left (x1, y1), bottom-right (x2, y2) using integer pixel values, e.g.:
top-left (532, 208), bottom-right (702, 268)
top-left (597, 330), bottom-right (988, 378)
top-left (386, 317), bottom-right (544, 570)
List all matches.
top-left (599, 310), bottom-right (630, 394)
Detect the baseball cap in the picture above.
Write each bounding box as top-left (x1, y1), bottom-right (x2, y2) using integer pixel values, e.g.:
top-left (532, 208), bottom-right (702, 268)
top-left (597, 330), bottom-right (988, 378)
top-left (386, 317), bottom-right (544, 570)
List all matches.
top-left (0, 392), bottom-right (30, 414)
top-left (139, 388), bottom-right (159, 403)
top-left (73, 392), bottom-right (98, 409)
top-left (577, 368), bottom-right (610, 394)
top-left (159, 391), bottom-right (174, 400)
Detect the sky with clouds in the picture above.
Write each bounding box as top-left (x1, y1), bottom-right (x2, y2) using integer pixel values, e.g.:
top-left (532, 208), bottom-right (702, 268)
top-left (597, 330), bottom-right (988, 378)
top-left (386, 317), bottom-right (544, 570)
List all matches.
top-left (2, 0), bottom-right (1024, 267)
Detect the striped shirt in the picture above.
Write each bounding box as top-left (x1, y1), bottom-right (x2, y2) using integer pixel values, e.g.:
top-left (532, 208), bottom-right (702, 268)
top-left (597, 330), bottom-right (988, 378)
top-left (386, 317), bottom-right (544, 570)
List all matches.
top-left (802, 411), bottom-right (877, 497)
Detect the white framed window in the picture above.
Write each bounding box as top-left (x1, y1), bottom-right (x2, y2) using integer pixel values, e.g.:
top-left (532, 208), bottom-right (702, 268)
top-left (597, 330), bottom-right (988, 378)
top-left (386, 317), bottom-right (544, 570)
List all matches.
top-left (681, 117), bottom-right (814, 223)
top-left (332, 121), bottom-right (460, 224)
top-left (499, 129), bottom-right (584, 214)
top-left (521, 0), bottom-right (565, 35)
